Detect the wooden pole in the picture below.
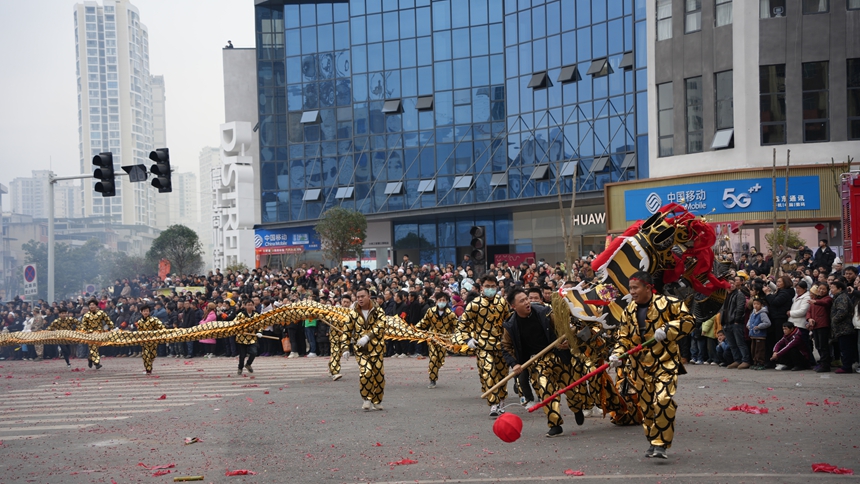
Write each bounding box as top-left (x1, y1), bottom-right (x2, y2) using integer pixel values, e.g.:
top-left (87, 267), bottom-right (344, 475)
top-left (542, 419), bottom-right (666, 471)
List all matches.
top-left (241, 333), bottom-right (280, 341)
top-left (479, 335), bottom-right (566, 399)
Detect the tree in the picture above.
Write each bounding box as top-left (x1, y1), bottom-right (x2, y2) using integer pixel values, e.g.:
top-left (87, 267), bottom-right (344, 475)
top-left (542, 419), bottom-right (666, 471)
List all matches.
top-left (146, 225), bottom-right (204, 276)
top-left (99, 252), bottom-right (154, 287)
top-left (315, 207), bottom-right (367, 268)
top-left (765, 226), bottom-right (806, 273)
top-left (23, 238), bottom-right (105, 301)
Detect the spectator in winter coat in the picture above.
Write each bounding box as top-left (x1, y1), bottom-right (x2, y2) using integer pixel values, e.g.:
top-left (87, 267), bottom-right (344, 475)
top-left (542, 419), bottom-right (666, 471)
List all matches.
top-left (813, 239), bottom-right (836, 274)
top-left (771, 322), bottom-right (811, 371)
top-left (829, 281), bottom-right (857, 374)
top-left (746, 299), bottom-right (771, 369)
top-left (764, 276), bottom-right (794, 367)
top-left (718, 276), bottom-right (750, 368)
top-left (807, 283), bottom-right (833, 372)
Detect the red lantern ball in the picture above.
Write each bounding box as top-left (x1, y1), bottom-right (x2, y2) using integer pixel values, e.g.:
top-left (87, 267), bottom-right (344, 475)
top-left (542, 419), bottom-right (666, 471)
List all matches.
top-left (493, 412), bottom-right (523, 443)
top-left (814, 223), bottom-right (825, 231)
top-left (120, 322), bottom-right (127, 328)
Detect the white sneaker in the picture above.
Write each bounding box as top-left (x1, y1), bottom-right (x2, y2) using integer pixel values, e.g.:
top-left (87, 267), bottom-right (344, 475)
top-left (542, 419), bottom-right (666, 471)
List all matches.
top-left (362, 400), bottom-right (372, 411)
top-left (582, 409), bottom-right (592, 418)
top-left (591, 407), bottom-right (603, 417)
top-left (288, 353), bottom-right (299, 359)
top-left (332, 373), bottom-right (343, 381)
top-left (489, 405), bottom-right (500, 418)
top-left (396, 354), bottom-right (405, 358)
top-left (372, 402), bottom-right (384, 411)
top-left (343, 351), bottom-right (350, 359)
top-left (307, 353), bottom-right (318, 358)
top-left (775, 364), bottom-right (788, 371)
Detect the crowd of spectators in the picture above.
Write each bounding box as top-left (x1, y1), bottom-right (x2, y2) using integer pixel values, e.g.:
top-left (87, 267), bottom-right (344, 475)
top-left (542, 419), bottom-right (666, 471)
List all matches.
top-left (1, 240), bottom-right (858, 376)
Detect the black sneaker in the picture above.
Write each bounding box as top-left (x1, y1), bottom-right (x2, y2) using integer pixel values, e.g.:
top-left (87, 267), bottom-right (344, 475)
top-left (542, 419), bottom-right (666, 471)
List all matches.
top-left (815, 366), bottom-right (831, 373)
top-left (88, 360), bottom-right (93, 368)
top-left (95, 363), bottom-right (102, 370)
top-left (546, 425), bottom-right (563, 438)
top-left (644, 445), bottom-right (656, 457)
top-left (649, 445), bottom-right (668, 459)
top-left (574, 410), bottom-right (585, 426)
top-left (246, 365), bottom-right (254, 373)
top-left (790, 366), bottom-right (804, 371)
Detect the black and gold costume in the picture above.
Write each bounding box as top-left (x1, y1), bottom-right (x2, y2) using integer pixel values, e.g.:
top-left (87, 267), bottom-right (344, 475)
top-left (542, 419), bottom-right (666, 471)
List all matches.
top-left (343, 303), bottom-right (387, 406)
top-left (233, 310), bottom-right (259, 374)
top-left (612, 294), bottom-right (694, 449)
top-left (415, 305), bottom-right (458, 384)
top-left (137, 316), bottom-right (165, 373)
top-left (79, 309), bottom-right (113, 366)
top-left (458, 294), bottom-right (511, 406)
top-left (47, 316), bottom-right (78, 366)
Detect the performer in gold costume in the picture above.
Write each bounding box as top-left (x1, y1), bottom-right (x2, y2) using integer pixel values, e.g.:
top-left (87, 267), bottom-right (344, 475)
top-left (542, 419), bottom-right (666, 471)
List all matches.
top-left (502, 288), bottom-right (584, 437)
top-left (458, 275), bottom-right (511, 418)
top-left (79, 299), bottom-right (113, 369)
top-left (233, 300), bottom-right (261, 376)
top-left (137, 304), bottom-right (165, 374)
top-left (608, 271), bottom-right (693, 459)
top-left (343, 287), bottom-right (386, 411)
top-left (46, 307), bottom-right (78, 368)
top-left (415, 292), bottom-right (458, 389)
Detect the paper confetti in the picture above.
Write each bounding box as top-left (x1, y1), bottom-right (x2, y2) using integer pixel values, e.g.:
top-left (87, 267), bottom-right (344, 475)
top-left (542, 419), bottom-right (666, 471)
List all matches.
top-left (138, 462), bottom-right (175, 470)
top-left (225, 469), bottom-right (257, 476)
top-left (812, 463), bottom-right (853, 475)
top-left (564, 469), bottom-right (585, 476)
top-left (724, 404), bottom-right (768, 414)
top-left (387, 458), bottom-right (418, 466)
top-left (156, 394), bottom-right (166, 400)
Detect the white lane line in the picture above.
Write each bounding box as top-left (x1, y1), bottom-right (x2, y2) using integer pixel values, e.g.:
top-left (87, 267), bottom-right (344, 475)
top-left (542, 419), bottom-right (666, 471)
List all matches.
top-left (0, 434), bottom-right (49, 440)
top-left (0, 399), bottom-right (237, 412)
top-left (0, 406), bottom-right (194, 419)
top-left (5, 416), bottom-right (131, 424)
top-left (0, 424), bottom-right (95, 432)
top-left (1, 388), bottom-right (268, 399)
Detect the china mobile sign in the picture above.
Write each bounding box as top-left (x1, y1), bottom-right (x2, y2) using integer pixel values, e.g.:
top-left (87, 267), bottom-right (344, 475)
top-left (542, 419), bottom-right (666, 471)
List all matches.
top-left (624, 176), bottom-right (821, 220)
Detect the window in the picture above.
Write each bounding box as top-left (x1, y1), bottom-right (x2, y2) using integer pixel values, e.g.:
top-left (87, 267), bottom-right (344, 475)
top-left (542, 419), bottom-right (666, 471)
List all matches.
top-left (760, 0), bottom-right (786, 18)
top-left (417, 179), bottom-right (436, 192)
top-left (530, 164), bottom-right (550, 180)
top-left (850, 0), bottom-right (860, 9)
top-left (849, 59), bottom-right (860, 140)
top-left (335, 187), bottom-right (355, 199)
top-left (715, 70), bottom-right (733, 129)
top-left (619, 52), bottom-right (635, 70)
top-left (657, 0), bottom-right (673, 40)
top-left (686, 77), bottom-right (703, 153)
top-left (300, 110), bottom-right (321, 124)
top-left (527, 71), bottom-right (553, 90)
top-left (416, 96), bottom-right (434, 111)
top-left (760, 64), bottom-right (786, 145)
top-left (560, 161), bottom-right (579, 177)
top-left (802, 0), bottom-right (828, 14)
top-left (384, 182), bottom-right (403, 194)
top-left (620, 153), bottom-right (636, 171)
top-left (586, 58), bottom-right (613, 78)
top-left (303, 189), bottom-right (321, 201)
top-left (453, 176), bottom-right (472, 189)
top-left (685, 0), bottom-right (702, 33)
top-left (658, 82), bottom-right (674, 157)
top-left (802, 61), bottom-right (829, 142)
top-left (590, 156), bottom-right (610, 173)
top-left (716, 0), bottom-right (732, 26)
top-left (382, 99), bottom-right (403, 114)
top-left (557, 65), bottom-right (582, 84)
top-left (490, 173), bottom-right (508, 186)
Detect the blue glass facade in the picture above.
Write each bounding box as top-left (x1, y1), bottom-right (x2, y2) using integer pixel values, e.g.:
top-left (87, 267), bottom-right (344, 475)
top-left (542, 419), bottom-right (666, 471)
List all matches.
top-left (255, 0), bottom-right (648, 261)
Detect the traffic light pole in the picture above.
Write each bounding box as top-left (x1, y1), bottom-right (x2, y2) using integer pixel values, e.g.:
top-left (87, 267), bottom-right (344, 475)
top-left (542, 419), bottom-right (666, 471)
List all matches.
top-left (47, 171), bottom-right (130, 303)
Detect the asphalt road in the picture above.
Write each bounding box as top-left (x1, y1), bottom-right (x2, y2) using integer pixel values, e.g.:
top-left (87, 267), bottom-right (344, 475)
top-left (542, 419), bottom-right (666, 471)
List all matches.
top-left (0, 353), bottom-right (858, 483)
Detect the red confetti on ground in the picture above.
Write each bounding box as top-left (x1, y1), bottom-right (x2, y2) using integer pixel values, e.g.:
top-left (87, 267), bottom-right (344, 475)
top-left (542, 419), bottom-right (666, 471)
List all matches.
top-left (246, 397), bottom-right (254, 403)
top-left (694, 412), bottom-right (704, 417)
top-left (264, 391), bottom-right (269, 394)
top-left (374, 442), bottom-right (383, 447)
top-left (225, 469), bottom-right (257, 476)
top-left (757, 399), bottom-right (766, 404)
top-left (156, 394), bottom-right (166, 400)
top-left (777, 407), bottom-right (785, 411)
top-left (387, 458), bottom-right (418, 466)
top-left (241, 384), bottom-right (258, 388)
top-left (267, 401), bottom-right (275, 404)
top-left (824, 399), bottom-right (839, 405)
top-left (138, 462), bottom-right (175, 470)
top-left (724, 404), bottom-right (768, 414)
top-left (152, 470), bottom-right (171, 476)
top-left (64, 392), bottom-right (71, 396)
top-left (806, 402), bottom-right (819, 406)
top-left (812, 463), bottom-right (854, 475)
top-left (722, 379), bottom-right (729, 382)
top-left (564, 469), bottom-right (585, 476)
top-left (767, 387), bottom-right (774, 390)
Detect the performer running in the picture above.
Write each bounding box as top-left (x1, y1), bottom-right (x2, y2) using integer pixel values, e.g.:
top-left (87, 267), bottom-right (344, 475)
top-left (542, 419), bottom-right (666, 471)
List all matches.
top-left (46, 307), bottom-right (77, 368)
top-left (415, 292), bottom-right (458, 389)
top-left (607, 271), bottom-right (693, 459)
top-left (233, 300), bottom-right (261, 376)
top-left (502, 288), bottom-right (583, 438)
top-left (79, 299), bottom-right (113, 369)
top-left (329, 296), bottom-right (352, 381)
top-left (343, 287), bottom-right (386, 411)
top-left (458, 274), bottom-right (511, 418)
top-left (137, 304), bottom-right (165, 375)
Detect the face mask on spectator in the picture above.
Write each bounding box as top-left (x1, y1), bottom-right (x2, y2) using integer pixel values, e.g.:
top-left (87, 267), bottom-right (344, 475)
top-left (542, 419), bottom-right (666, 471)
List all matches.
top-left (436, 301), bottom-right (447, 309)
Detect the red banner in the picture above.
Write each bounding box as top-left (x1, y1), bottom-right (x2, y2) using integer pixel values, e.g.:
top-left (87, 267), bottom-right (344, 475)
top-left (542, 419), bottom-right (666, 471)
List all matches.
top-left (255, 246), bottom-right (305, 255)
top-left (494, 252), bottom-right (536, 267)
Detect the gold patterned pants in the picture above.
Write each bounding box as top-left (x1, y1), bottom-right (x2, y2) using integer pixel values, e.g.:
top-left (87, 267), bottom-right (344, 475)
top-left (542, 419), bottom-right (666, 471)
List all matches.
top-left (141, 343), bottom-right (157, 372)
top-left (88, 345), bottom-right (101, 365)
top-left (356, 352), bottom-right (385, 404)
top-left (329, 340), bottom-right (346, 376)
top-left (477, 348), bottom-right (508, 405)
top-left (528, 353), bottom-right (570, 428)
top-left (427, 343), bottom-right (446, 382)
top-left (636, 369), bottom-right (678, 448)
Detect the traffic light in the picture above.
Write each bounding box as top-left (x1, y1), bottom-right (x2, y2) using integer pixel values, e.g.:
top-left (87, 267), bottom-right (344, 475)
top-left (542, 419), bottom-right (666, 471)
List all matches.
top-left (470, 226), bottom-right (486, 262)
top-left (92, 152), bottom-right (116, 197)
top-left (149, 148), bottom-right (172, 193)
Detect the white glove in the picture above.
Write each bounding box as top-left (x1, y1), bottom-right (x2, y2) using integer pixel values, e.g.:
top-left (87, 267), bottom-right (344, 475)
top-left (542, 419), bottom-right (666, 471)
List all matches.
top-left (256, 332), bottom-right (263, 338)
top-left (343, 350), bottom-right (350, 359)
top-left (467, 338), bottom-right (477, 350)
top-left (357, 335), bottom-right (370, 348)
top-left (607, 354), bottom-right (622, 369)
top-left (653, 327), bottom-right (667, 342)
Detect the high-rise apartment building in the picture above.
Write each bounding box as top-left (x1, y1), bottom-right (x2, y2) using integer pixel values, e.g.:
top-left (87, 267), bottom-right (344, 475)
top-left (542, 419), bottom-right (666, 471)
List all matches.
top-left (168, 171), bottom-right (199, 228)
top-left (198, 146), bottom-right (221, 263)
top-left (9, 171), bottom-right (51, 219)
top-left (74, 0), bottom-right (158, 226)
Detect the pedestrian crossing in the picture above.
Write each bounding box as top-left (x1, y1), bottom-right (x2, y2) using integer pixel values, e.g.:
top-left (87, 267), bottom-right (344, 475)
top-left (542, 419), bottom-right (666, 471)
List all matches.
top-left (0, 356), bottom-right (342, 441)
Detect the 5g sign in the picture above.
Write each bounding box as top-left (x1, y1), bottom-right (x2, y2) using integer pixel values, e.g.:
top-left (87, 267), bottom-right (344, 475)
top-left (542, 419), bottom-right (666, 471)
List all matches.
top-left (722, 188), bottom-right (751, 209)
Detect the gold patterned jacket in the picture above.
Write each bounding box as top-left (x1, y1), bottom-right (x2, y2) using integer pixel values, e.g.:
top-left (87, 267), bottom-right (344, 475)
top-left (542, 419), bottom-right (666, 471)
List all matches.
top-left (234, 311), bottom-right (260, 345)
top-left (612, 294), bottom-right (693, 371)
top-left (416, 306), bottom-right (457, 335)
top-left (79, 310), bottom-right (113, 333)
top-left (137, 316), bottom-right (165, 332)
top-left (458, 294), bottom-right (511, 351)
top-left (47, 317), bottom-right (78, 332)
top-left (344, 302), bottom-right (386, 355)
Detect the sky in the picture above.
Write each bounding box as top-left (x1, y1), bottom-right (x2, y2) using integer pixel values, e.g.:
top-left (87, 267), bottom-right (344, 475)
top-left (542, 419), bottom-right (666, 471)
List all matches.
top-left (0, 0), bottom-right (257, 198)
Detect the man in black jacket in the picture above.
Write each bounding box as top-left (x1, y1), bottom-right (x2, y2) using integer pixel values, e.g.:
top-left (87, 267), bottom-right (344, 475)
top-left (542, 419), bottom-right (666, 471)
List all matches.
top-left (813, 239), bottom-right (836, 274)
top-left (501, 288), bottom-right (583, 438)
top-left (718, 276), bottom-right (750, 368)
top-left (182, 300), bottom-right (202, 358)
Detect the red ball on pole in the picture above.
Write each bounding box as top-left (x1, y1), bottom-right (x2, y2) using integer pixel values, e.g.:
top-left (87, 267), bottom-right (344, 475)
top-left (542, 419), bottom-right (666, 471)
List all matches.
top-left (493, 412), bottom-right (523, 443)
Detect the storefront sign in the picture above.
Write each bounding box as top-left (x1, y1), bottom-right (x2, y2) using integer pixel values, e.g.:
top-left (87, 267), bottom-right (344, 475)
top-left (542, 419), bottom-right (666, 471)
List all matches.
top-left (365, 221), bottom-right (392, 247)
top-left (255, 246), bottom-right (304, 255)
top-left (255, 226), bottom-right (321, 251)
top-left (623, 176), bottom-right (821, 220)
top-left (495, 252), bottom-right (536, 267)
